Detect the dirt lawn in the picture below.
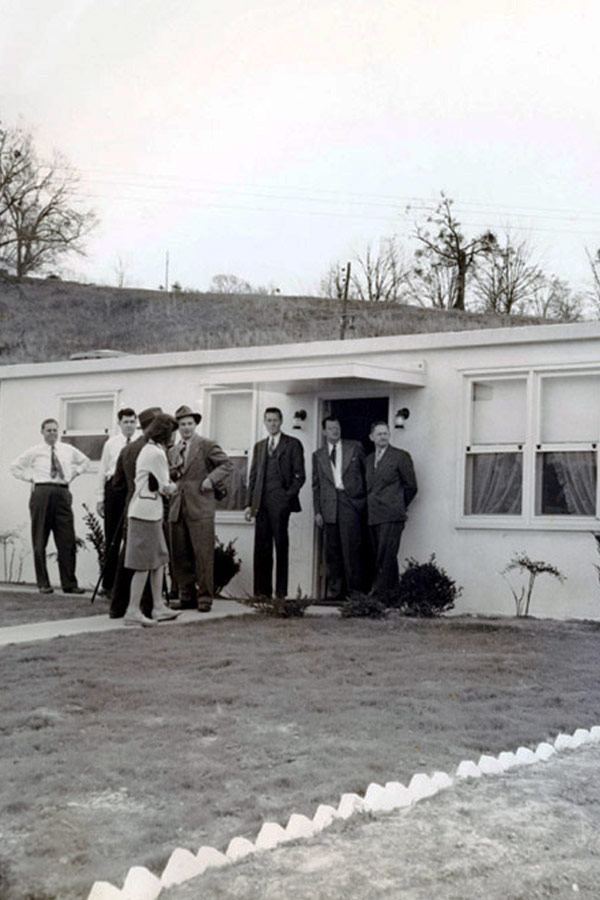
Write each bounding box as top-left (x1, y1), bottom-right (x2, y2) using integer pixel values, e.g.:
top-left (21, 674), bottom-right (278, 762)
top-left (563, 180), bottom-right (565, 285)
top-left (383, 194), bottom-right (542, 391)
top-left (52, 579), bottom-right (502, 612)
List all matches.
top-left (0, 612), bottom-right (599, 899)
top-left (168, 743), bottom-right (600, 900)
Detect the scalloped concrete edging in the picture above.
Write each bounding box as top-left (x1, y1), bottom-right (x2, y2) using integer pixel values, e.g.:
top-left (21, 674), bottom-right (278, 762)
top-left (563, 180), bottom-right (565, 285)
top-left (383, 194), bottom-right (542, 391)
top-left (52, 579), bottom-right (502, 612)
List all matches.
top-left (87, 725), bottom-right (600, 900)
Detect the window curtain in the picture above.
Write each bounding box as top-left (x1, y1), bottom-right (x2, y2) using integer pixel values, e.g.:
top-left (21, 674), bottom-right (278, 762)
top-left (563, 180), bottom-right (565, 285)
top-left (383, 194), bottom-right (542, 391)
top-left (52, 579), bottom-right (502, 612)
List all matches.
top-left (468, 453), bottom-right (522, 515)
top-left (544, 452), bottom-right (596, 516)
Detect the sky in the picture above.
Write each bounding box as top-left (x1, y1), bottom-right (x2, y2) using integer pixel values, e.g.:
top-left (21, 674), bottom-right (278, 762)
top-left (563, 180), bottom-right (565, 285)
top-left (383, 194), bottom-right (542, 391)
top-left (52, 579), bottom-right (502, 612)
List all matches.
top-left (1, 0), bottom-right (600, 295)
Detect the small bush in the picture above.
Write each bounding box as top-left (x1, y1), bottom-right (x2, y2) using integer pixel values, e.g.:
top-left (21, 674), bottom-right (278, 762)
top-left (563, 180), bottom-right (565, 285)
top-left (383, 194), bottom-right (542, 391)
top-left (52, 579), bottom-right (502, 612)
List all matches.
top-left (339, 591), bottom-right (389, 619)
top-left (82, 503), bottom-right (105, 569)
top-left (397, 554), bottom-right (461, 617)
top-left (240, 586), bottom-right (313, 617)
top-left (501, 552), bottom-right (565, 617)
top-left (214, 537), bottom-right (242, 596)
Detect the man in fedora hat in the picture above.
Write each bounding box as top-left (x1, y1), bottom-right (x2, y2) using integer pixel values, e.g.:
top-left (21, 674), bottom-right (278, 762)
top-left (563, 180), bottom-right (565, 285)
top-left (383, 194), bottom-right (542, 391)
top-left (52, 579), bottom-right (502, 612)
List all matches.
top-left (167, 404), bottom-right (232, 611)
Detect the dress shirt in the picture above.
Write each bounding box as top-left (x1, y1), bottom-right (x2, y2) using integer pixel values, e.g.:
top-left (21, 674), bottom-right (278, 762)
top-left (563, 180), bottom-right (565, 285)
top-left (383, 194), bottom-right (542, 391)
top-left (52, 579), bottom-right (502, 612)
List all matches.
top-left (328, 441), bottom-right (344, 489)
top-left (96, 433), bottom-right (128, 498)
top-left (267, 432), bottom-right (282, 454)
top-left (374, 446), bottom-right (388, 468)
top-left (10, 441), bottom-right (90, 485)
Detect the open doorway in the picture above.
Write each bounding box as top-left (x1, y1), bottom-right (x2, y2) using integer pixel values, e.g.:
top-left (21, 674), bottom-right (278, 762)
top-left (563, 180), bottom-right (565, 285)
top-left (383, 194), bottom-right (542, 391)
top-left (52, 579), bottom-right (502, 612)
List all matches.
top-left (314, 395), bottom-right (389, 600)
top-left (320, 396), bottom-right (389, 452)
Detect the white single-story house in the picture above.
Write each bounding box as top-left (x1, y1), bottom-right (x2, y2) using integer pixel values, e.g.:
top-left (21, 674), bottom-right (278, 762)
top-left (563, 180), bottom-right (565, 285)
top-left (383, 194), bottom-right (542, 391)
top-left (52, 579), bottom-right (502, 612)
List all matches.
top-left (1, 320), bottom-right (599, 619)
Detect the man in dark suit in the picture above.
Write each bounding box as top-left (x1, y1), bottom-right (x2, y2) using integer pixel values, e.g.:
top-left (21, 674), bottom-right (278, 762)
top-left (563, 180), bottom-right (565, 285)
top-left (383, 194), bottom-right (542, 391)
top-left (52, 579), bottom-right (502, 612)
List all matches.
top-left (244, 407), bottom-right (305, 598)
top-left (167, 405), bottom-right (232, 612)
top-left (312, 416), bottom-right (366, 601)
top-left (366, 420), bottom-right (417, 600)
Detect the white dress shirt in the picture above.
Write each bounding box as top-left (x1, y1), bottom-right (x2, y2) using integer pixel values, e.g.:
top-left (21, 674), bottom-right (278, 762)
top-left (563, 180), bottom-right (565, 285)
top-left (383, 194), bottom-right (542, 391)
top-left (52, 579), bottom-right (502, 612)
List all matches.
top-left (96, 433), bottom-right (129, 498)
top-left (328, 441), bottom-right (344, 489)
top-left (10, 441), bottom-right (90, 485)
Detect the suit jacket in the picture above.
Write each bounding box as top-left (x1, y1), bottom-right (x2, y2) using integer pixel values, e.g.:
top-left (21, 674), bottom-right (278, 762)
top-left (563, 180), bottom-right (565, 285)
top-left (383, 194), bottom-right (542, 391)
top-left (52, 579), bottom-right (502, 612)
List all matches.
top-left (246, 432), bottom-right (306, 515)
top-left (366, 445), bottom-right (417, 525)
top-left (168, 433), bottom-right (233, 522)
top-left (112, 436), bottom-right (147, 505)
top-left (312, 440), bottom-right (366, 524)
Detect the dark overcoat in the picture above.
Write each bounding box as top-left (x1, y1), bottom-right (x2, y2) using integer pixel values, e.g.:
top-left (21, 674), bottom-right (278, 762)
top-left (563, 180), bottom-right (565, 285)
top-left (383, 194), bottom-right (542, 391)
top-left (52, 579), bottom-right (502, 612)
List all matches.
top-left (365, 445), bottom-right (417, 525)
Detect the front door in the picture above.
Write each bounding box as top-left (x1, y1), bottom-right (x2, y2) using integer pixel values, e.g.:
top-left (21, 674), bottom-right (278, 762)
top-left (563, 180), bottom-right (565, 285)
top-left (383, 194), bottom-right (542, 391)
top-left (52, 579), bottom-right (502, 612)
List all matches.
top-left (314, 396), bottom-right (389, 600)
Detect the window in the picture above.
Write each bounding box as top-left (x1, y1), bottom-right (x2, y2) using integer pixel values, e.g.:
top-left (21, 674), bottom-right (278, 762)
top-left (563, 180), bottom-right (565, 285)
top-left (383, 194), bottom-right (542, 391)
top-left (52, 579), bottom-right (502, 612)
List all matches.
top-left (60, 395), bottom-right (116, 461)
top-left (209, 391), bottom-right (253, 511)
top-left (462, 370), bottom-right (600, 527)
top-left (464, 379), bottom-right (526, 515)
top-left (535, 375), bottom-right (599, 517)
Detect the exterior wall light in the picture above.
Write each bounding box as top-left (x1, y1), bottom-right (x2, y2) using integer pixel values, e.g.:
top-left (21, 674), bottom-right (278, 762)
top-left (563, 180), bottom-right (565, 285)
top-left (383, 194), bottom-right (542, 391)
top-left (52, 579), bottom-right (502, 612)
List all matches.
top-left (292, 410), bottom-right (307, 430)
top-left (394, 408), bottom-right (410, 428)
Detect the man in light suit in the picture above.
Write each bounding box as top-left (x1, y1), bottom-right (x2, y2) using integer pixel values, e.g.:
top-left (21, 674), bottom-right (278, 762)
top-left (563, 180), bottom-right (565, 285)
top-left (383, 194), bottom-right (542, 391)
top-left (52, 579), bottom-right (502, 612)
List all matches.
top-left (312, 416), bottom-right (366, 601)
top-left (244, 407), bottom-right (305, 599)
top-left (366, 420), bottom-right (417, 600)
top-left (168, 405), bottom-right (232, 611)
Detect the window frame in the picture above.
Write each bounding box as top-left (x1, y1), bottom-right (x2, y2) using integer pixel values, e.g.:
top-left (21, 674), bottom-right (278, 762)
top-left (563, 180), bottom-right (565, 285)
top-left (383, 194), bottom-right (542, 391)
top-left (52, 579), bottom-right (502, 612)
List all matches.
top-left (457, 365), bottom-right (600, 530)
top-left (59, 391), bottom-right (120, 468)
top-left (205, 388), bottom-right (256, 522)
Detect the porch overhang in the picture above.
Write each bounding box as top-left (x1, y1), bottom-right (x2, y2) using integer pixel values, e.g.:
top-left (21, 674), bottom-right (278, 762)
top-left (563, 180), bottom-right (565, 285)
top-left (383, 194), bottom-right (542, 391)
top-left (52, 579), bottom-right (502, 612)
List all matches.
top-left (207, 360), bottom-right (426, 394)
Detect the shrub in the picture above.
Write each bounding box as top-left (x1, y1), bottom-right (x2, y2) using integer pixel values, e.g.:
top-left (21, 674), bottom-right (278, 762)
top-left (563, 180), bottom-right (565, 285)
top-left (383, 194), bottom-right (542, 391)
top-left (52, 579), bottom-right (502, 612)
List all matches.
top-left (397, 554), bottom-right (461, 617)
top-left (240, 586), bottom-right (313, 617)
top-left (501, 552), bottom-right (566, 617)
top-left (214, 537), bottom-right (242, 596)
top-left (338, 591), bottom-right (389, 619)
top-left (82, 503), bottom-right (105, 569)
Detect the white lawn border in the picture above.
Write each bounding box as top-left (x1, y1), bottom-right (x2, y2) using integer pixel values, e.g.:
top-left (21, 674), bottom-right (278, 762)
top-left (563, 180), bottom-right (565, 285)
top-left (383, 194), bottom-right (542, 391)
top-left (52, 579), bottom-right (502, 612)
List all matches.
top-left (87, 725), bottom-right (600, 899)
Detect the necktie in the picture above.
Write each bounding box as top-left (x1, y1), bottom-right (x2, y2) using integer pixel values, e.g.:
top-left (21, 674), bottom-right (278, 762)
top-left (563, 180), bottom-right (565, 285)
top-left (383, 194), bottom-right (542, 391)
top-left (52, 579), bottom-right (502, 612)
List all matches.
top-left (177, 440), bottom-right (187, 473)
top-left (50, 448), bottom-right (65, 481)
top-left (126, 436), bottom-right (131, 444)
top-left (269, 436), bottom-right (276, 456)
top-left (375, 449), bottom-right (383, 469)
top-left (330, 445), bottom-right (337, 467)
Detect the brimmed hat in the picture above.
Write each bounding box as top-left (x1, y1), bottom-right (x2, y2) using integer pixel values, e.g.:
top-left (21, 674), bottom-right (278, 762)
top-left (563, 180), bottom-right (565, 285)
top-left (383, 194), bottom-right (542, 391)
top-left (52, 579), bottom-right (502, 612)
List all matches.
top-left (175, 404), bottom-right (202, 424)
top-left (138, 406), bottom-right (163, 430)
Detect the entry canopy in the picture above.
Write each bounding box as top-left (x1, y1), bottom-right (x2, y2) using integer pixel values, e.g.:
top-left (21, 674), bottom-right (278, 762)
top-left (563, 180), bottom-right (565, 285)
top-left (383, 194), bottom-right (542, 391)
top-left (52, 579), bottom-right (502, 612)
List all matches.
top-left (207, 359), bottom-right (426, 393)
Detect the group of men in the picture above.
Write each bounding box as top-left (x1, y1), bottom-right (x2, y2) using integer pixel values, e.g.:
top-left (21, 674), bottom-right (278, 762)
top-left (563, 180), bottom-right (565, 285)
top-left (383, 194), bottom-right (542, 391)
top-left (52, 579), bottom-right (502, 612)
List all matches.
top-left (10, 403), bottom-right (417, 609)
top-left (245, 407), bottom-right (418, 602)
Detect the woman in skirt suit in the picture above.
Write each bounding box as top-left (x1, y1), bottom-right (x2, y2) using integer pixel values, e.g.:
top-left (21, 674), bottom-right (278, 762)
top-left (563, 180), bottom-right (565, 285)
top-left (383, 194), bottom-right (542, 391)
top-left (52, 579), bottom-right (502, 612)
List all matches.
top-left (124, 414), bottom-right (179, 627)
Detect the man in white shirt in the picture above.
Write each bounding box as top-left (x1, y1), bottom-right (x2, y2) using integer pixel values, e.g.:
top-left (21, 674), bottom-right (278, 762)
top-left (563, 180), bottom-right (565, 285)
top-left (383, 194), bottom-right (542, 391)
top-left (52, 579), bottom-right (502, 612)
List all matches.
top-left (312, 416), bottom-right (367, 602)
top-left (10, 417), bottom-right (90, 594)
top-left (96, 407), bottom-right (137, 596)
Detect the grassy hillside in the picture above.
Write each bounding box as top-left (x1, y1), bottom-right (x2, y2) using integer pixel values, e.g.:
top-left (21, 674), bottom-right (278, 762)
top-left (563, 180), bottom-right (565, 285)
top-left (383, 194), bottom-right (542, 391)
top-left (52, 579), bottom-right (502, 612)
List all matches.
top-left (0, 276), bottom-right (550, 364)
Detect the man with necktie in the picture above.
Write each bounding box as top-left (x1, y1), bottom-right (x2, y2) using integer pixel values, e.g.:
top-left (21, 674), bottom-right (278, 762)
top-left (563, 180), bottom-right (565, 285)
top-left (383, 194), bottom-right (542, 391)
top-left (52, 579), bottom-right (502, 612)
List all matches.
top-left (96, 407), bottom-right (137, 597)
top-left (10, 417), bottom-right (90, 594)
top-left (244, 407), bottom-right (306, 599)
top-left (366, 420), bottom-right (418, 600)
top-left (167, 405), bottom-right (232, 611)
top-left (312, 416), bottom-right (366, 602)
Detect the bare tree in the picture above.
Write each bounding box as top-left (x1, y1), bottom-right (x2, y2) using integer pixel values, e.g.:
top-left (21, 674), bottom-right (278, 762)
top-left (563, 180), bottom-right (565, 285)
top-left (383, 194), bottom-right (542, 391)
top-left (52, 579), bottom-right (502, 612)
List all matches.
top-left (472, 234), bottom-right (544, 315)
top-left (0, 123), bottom-right (97, 278)
top-left (320, 261), bottom-right (347, 300)
top-left (321, 238), bottom-right (409, 304)
top-left (585, 247), bottom-right (600, 315)
top-left (209, 273), bottom-right (254, 294)
top-left (412, 193), bottom-right (497, 310)
top-left (405, 255), bottom-right (459, 309)
top-left (528, 275), bottom-right (583, 321)
top-left (352, 238), bottom-right (409, 303)
top-left (113, 255), bottom-right (130, 289)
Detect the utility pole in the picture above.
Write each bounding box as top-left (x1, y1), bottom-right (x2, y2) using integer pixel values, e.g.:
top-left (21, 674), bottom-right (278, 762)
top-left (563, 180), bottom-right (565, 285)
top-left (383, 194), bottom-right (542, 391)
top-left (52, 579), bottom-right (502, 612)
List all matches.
top-left (165, 251), bottom-right (169, 292)
top-left (339, 261), bottom-right (352, 340)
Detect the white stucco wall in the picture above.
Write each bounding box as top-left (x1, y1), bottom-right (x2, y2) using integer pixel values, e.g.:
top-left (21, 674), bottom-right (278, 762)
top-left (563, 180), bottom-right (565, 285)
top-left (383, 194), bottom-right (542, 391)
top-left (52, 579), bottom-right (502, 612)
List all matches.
top-left (1, 322), bottom-right (599, 618)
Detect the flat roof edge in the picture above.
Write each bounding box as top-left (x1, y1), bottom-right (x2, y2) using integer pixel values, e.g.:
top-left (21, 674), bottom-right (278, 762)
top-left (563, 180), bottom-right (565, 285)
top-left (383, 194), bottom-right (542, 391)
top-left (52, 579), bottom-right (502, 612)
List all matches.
top-left (1, 321), bottom-right (599, 380)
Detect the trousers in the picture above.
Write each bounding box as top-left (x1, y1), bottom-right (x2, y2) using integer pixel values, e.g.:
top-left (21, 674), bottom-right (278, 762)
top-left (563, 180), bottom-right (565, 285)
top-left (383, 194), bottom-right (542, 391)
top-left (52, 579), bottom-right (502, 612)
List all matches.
top-left (369, 520), bottom-right (405, 598)
top-left (323, 491), bottom-right (363, 599)
top-left (29, 484), bottom-right (78, 589)
top-left (169, 515), bottom-right (215, 599)
top-left (253, 490), bottom-right (291, 598)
